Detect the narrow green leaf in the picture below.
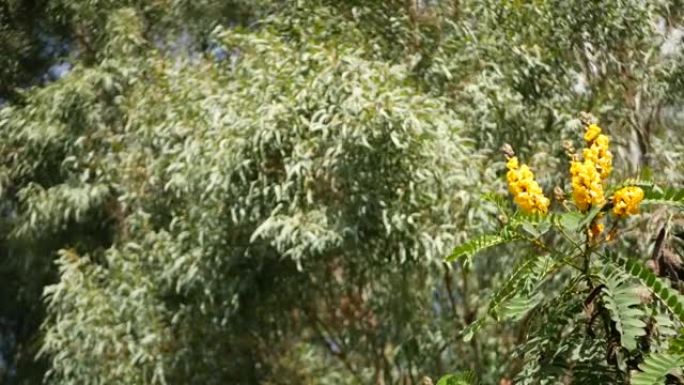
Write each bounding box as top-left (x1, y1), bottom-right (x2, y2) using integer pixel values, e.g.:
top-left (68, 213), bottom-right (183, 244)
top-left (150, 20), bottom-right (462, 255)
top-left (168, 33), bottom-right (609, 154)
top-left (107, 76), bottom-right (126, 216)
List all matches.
top-left (436, 370), bottom-right (478, 385)
top-left (607, 253), bottom-right (684, 323)
top-left (599, 272), bottom-right (647, 351)
top-left (642, 186), bottom-right (684, 209)
top-left (578, 204), bottom-right (603, 228)
top-left (631, 352), bottom-right (684, 385)
top-left (446, 234), bottom-right (510, 263)
top-left (556, 212), bottom-right (583, 232)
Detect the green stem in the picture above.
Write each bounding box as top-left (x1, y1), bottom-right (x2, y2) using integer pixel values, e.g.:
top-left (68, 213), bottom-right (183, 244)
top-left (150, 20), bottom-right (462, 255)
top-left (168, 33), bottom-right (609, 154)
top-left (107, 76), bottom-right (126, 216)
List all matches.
top-left (582, 233), bottom-right (594, 289)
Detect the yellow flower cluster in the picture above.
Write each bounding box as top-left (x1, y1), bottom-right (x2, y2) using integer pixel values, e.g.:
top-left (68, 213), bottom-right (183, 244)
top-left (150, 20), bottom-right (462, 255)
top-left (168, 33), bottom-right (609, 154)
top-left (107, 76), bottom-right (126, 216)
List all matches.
top-left (501, 117), bottom-right (647, 245)
top-left (612, 186), bottom-right (644, 217)
top-left (582, 124), bottom-right (612, 180)
top-left (569, 158), bottom-right (605, 211)
top-left (584, 123), bottom-right (601, 142)
top-left (506, 157), bottom-right (550, 215)
top-left (570, 123), bottom-right (612, 211)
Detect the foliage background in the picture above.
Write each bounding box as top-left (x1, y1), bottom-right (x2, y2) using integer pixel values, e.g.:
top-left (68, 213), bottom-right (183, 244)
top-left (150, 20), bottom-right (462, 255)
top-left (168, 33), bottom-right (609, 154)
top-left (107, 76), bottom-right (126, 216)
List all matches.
top-left (1, 0), bottom-right (684, 384)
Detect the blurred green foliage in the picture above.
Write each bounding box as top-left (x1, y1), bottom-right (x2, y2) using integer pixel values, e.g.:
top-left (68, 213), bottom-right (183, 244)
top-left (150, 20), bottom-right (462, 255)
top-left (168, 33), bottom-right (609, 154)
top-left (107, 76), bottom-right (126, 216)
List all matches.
top-left (1, 0), bottom-right (684, 384)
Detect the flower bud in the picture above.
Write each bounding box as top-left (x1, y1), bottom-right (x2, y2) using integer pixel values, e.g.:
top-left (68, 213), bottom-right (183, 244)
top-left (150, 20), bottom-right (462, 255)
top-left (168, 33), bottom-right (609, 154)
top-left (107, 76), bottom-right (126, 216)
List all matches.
top-left (553, 186), bottom-right (565, 202)
top-left (501, 143), bottom-right (515, 159)
top-left (562, 140), bottom-right (576, 157)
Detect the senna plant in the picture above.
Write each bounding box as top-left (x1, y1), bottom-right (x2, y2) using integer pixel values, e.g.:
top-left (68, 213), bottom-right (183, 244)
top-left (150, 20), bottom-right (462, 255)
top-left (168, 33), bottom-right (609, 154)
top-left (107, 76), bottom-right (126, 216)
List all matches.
top-left (442, 116), bottom-right (684, 384)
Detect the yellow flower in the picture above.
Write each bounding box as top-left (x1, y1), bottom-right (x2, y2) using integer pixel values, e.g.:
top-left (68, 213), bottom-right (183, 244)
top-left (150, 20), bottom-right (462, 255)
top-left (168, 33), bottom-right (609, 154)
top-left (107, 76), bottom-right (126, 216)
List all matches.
top-left (506, 157), bottom-right (549, 215)
top-left (591, 222), bottom-right (605, 237)
top-left (612, 186), bottom-right (644, 218)
top-left (594, 134), bottom-right (609, 148)
top-left (506, 156), bottom-right (519, 170)
top-left (570, 122), bottom-right (612, 210)
top-left (582, 133), bottom-right (612, 180)
top-left (569, 159), bottom-right (605, 211)
top-left (584, 123), bottom-right (602, 143)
